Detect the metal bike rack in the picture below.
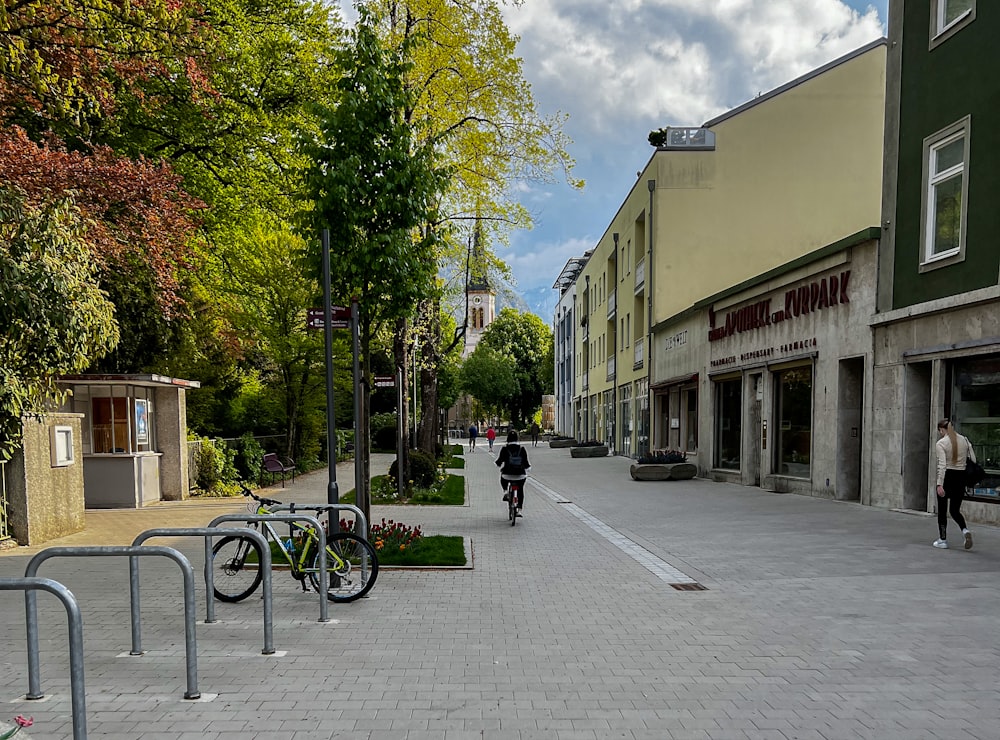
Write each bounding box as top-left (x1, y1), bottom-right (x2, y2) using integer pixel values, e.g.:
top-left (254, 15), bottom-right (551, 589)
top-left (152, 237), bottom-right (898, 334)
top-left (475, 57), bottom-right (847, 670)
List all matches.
top-left (207, 513), bottom-right (330, 623)
top-left (270, 502), bottom-right (369, 541)
top-left (269, 503), bottom-right (373, 586)
top-left (131, 528), bottom-right (274, 655)
top-left (0, 577), bottom-right (87, 740)
top-left (24, 546), bottom-right (201, 700)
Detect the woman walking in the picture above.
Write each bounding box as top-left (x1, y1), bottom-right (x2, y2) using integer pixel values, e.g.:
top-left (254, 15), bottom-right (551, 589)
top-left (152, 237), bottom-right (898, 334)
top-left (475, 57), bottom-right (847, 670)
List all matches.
top-left (933, 419), bottom-right (976, 550)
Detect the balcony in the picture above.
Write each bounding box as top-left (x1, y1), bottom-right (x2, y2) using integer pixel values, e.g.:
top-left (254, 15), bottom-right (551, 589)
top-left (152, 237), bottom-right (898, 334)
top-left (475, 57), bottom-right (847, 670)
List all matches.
top-left (606, 355), bottom-right (616, 382)
top-left (607, 289), bottom-right (616, 320)
top-left (633, 337), bottom-right (644, 370)
top-left (634, 257), bottom-right (645, 294)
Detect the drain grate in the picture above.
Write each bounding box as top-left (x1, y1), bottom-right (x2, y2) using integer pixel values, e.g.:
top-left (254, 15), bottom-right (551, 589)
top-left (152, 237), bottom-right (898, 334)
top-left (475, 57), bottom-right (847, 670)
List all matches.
top-left (670, 583), bottom-right (707, 591)
top-left (556, 500), bottom-right (572, 504)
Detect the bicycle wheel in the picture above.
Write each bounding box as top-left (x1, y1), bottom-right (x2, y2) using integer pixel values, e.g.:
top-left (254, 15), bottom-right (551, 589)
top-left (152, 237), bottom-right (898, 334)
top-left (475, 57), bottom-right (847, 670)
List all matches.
top-left (212, 535), bottom-right (264, 602)
top-left (307, 532), bottom-right (379, 603)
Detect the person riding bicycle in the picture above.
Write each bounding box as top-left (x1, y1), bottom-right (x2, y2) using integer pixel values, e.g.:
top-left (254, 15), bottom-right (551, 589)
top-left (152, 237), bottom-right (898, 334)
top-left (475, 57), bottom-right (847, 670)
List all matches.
top-left (496, 430), bottom-right (530, 512)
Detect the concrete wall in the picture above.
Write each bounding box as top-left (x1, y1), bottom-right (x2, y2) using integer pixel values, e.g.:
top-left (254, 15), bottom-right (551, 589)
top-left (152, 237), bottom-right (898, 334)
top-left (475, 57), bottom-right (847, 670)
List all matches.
top-left (6, 414), bottom-right (85, 545)
top-left (155, 386), bottom-right (188, 501)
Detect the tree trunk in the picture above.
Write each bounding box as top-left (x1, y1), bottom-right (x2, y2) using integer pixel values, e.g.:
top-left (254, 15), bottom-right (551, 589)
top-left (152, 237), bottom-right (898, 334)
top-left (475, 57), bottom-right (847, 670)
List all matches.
top-left (393, 316), bottom-right (410, 495)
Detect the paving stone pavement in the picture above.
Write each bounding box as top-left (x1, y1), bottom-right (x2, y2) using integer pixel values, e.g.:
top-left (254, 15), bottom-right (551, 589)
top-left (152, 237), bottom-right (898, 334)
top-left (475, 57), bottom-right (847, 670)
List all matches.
top-left (3, 444), bottom-right (1000, 739)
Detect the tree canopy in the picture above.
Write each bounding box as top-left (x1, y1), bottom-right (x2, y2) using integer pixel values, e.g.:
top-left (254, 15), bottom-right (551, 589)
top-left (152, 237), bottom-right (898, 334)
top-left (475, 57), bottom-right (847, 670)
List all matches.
top-left (0, 187), bottom-right (119, 460)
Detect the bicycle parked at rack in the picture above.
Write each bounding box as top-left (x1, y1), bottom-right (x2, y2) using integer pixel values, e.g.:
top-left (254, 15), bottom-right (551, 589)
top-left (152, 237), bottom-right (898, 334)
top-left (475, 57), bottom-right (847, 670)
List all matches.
top-left (506, 480), bottom-right (523, 526)
top-left (213, 486), bottom-right (378, 603)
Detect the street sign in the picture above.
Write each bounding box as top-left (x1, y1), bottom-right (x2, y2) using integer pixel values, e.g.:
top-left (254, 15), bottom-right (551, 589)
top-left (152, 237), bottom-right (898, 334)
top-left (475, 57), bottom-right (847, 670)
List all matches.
top-left (373, 375), bottom-right (395, 389)
top-left (307, 307), bottom-right (351, 330)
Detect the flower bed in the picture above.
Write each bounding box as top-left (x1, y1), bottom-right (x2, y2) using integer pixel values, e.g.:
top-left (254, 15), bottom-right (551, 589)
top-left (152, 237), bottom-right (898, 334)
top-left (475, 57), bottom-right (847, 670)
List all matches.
top-left (549, 436), bottom-right (576, 449)
top-left (570, 441), bottom-right (609, 458)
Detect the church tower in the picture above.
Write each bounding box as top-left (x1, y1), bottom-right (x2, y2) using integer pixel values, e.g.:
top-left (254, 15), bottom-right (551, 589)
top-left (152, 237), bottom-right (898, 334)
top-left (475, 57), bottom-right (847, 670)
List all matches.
top-left (464, 222), bottom-right (496, 357)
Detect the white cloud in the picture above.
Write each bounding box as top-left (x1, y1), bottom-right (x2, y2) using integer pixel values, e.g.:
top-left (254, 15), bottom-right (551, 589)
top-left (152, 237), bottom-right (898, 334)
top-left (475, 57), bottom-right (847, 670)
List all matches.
top-left (502, 0), bottom-right (884, 134)
top-left (504, 235), bottom-right (598, 290)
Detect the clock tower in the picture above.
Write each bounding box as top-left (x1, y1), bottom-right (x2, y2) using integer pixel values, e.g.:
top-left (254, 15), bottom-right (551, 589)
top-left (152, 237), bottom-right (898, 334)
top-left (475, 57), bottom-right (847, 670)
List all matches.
top-left (464, 225), bottom-right (496, 357)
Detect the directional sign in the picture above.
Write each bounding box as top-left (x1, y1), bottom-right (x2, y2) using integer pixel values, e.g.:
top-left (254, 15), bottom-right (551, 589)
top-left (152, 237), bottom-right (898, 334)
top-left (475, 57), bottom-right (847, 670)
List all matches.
top-left (373, 375), bottom-right (396, 389)
top-left (307, 307), bottom-right (351, 330)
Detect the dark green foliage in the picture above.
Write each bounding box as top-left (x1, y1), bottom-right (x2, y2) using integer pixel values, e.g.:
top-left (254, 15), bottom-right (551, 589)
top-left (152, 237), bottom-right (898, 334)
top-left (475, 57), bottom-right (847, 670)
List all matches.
top-left (389, 448), bottom-right (436, 489)
top-left (373, 426), bottom-right (399, 451)
top-left (235, 433), bottom-right (265, 481)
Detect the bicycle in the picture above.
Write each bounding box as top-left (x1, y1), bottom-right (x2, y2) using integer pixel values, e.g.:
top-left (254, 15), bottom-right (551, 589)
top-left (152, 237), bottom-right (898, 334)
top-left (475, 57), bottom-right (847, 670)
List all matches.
top-left (212, 486), bottom-right (378, 603)
top-left (506, 480), bottom-right (523, 526)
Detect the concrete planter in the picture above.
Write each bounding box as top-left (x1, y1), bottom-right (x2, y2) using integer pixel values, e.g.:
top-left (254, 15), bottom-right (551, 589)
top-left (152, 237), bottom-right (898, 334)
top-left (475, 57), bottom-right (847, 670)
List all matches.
top-left (549, 438), bottom-right (577, 449)
top-left (570, 445), bottom-right (609, 458)
top-left (629, 462), bottom-right (697, 481)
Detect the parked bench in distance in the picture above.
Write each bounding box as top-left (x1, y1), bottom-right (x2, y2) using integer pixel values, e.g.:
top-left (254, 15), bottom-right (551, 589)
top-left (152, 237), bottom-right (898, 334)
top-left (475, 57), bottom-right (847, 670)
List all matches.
top-left (262, 452), bottom-right (296, 488)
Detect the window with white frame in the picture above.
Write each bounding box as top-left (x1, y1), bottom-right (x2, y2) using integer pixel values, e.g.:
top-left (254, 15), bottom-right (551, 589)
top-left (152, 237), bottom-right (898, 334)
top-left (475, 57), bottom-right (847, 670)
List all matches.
top-left (930, 0), bottom-right (975, 47)
top-left (921, 117), bottom-right (970, 269)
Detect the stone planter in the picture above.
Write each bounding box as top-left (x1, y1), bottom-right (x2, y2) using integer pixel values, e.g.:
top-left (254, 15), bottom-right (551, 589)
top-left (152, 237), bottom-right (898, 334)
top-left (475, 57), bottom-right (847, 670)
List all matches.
top-left (549, 438), bottom-right (577, 449)
top-left (629, 462), bottom-right (697, 481)
top-left (570, 445), bottom-right (609, 458)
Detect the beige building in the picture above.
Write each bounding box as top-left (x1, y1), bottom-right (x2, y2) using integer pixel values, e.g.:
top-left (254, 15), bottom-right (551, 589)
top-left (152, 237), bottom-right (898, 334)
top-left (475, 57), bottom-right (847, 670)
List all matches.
top-left (571, 39), bottom-right (886, 459)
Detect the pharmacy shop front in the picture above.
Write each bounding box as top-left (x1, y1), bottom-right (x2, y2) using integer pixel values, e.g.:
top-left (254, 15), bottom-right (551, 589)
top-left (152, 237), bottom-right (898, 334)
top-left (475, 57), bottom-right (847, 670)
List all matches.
top-left (700, 238), bottom-right (877, 501)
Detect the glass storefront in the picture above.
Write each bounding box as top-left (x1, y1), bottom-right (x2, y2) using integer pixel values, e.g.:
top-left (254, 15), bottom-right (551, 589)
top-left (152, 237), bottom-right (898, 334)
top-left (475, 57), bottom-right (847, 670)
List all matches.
top-left (952, 355), bottom-right (1000, 498)
top-left (714, 378), bottom-right (741, 470)
top-left (619, 385), bottom-right (632, 457)
top-left (775, 366), bottom-right (812, 478)
top-left (636, 379), bottom-right (650, 457)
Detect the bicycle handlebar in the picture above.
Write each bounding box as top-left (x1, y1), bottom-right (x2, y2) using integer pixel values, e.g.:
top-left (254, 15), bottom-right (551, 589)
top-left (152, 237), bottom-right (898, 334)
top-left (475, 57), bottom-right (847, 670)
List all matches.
top-left (238, 484), bottom-right (282, 508)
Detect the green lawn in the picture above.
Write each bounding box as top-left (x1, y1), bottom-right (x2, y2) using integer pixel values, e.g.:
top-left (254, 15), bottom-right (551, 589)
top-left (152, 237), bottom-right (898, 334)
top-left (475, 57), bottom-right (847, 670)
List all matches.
top-left (375, 535), bottom-right (465, 566)
top-left (342, 473), bottom-right (465, 505)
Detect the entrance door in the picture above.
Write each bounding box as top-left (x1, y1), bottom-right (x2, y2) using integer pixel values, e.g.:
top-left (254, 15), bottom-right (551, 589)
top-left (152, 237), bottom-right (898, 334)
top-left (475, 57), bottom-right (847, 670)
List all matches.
top-left (836, 358), bottom-right (864, 501)
top-left (748, 374), bottom-right (762, 486)
top-left (902, 363), bottom-right (932, 511)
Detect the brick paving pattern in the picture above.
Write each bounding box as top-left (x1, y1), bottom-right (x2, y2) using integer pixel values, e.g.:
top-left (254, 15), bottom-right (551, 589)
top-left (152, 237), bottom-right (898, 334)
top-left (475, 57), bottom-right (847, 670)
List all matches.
top-left (3, 445), bottom-right (1000, 738)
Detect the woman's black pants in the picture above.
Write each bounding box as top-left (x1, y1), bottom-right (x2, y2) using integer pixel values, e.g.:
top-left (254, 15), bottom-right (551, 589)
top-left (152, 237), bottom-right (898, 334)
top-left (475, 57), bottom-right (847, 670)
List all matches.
top-left (938, 468), bottom-right (968, 539)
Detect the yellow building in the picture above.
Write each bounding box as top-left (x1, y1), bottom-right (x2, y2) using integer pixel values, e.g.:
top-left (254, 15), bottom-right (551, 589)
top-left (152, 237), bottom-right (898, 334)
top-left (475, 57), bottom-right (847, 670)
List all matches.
top-left (573, 39), bottom-right (886, 458)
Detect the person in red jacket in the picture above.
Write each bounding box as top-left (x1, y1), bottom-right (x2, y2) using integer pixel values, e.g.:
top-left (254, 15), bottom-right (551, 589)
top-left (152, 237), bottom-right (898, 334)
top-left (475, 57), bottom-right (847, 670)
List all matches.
top-left (486, 425), bottom-right (496, 451)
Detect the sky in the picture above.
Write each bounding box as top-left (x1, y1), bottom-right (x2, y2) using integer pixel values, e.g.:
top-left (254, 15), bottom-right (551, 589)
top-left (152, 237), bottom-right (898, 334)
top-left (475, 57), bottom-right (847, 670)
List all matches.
top-left (332, 0), bottom-right (890, 318)
top-left (495, 0), bottom-right (889, 315)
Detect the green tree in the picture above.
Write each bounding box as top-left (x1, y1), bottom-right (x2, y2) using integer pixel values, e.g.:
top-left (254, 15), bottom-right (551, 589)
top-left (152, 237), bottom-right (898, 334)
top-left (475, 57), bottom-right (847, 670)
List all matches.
top-left (0, 187), bottom-right (119, 460)
top-left (366, 0), bottom-right (580, 453)
top-left (300, 8), bottom-right (447, 517)
top-left (478, 308), bottom-right (553, 428)
top-left (459, 346), bottom-right (517, 420)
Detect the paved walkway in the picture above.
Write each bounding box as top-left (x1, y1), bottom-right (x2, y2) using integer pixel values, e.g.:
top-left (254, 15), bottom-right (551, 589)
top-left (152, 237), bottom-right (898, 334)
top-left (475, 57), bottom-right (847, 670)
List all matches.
top-left (3, 444), bottom-right (1000, 739)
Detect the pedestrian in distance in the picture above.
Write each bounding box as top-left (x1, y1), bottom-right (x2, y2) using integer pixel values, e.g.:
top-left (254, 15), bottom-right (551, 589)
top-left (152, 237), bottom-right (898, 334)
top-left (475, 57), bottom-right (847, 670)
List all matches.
top-left (468, 424), bottom-right (478, 452)
top-left (932, 418), bottom-right (976, 550)
top-left (530, 421), bottom-right (540, 447)
top-left (486, 425), bottom-right (496, 451)
top-left (496, 430), bottom-right (530, 513)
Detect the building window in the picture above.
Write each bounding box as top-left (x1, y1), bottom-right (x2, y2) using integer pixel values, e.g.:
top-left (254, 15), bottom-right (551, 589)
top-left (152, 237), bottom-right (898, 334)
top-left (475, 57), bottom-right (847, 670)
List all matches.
top-left (951, 355), bottom-right (1000, 498)
top-left (682, 386), bottom-right (698, 452)
top-left (636, 379), bottom-right (649, 458)
top-left (50, 426), bottom-right (74, 467)
top-left (775, 366), bottom-right (812, 478)
top-left (714, 379), bottom-right (741, 470)
top-left (619, 385), bottom-right (632, 457)
top-left (920, 117), bottom-right (970, 272)
top-left (930, 0), bottom-right (975, 47)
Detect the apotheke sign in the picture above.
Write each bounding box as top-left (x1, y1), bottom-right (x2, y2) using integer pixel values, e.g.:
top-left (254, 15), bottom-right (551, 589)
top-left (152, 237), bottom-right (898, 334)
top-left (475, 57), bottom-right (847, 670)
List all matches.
top-left (708, 270), bottom-right (851, 342)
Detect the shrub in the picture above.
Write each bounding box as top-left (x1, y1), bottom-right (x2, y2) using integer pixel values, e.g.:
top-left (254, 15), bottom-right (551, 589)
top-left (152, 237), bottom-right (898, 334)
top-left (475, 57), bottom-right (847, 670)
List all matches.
top-left (373, 425), bottom-right (398, 451)
top-left (234, 433), bottom-right (264, 481)
top-left (389, 449), bottom-right (437, 489)
top-left (637, 449), bottom-right (686, 464)
top-left (574, 439), bottom-right (606, 447)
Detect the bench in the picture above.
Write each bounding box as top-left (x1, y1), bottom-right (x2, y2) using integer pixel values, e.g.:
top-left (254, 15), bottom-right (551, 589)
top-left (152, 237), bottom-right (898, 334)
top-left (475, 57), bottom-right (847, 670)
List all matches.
top-left (262, 453), bottom-right (296, 488)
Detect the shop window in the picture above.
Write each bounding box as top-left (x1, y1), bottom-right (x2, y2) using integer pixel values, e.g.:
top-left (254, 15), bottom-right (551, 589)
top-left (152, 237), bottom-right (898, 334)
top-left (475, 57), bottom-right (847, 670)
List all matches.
top-left (952, 355), bottom-right (1000, 499)
top-left (92, 397), bottom-right (129, 453)
top-left (714, 379), bottom-right (741, 470)
top-left (683, 386), bottom-right (698, 451)
top-left (775, 366), bottom-right (813, 478)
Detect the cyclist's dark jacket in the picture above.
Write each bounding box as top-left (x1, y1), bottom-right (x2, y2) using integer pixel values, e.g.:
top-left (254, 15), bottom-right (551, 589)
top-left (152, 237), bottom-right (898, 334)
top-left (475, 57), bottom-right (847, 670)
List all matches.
top-left (496, 442), bottom-right (530, 482)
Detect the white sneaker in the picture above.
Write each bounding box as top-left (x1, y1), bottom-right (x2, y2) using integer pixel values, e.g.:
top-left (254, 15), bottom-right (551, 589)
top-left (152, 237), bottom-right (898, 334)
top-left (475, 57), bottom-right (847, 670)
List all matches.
top-left (932, 539), bottom-right (949, 549)
top-left (964, 529), bottom-right (973, 550)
